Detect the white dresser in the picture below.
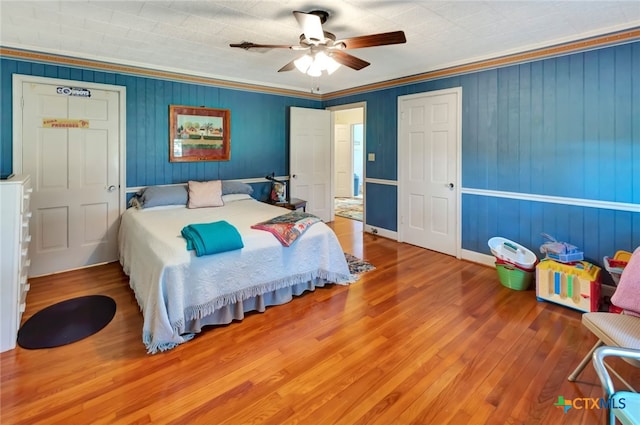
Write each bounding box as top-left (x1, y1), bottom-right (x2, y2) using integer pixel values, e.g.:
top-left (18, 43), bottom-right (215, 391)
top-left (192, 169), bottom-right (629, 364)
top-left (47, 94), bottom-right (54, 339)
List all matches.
top-left (1, 174), bottom-right (32, 352)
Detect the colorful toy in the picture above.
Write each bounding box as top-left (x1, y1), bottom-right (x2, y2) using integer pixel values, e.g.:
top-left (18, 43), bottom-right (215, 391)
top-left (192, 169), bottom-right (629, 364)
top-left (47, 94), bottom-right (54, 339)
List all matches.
top-left (603, 250), bottom-right (632, 286)
top-left (536, 259), bottom-right (601, 312)
top-left (539, 233), bottom-right (584, 263)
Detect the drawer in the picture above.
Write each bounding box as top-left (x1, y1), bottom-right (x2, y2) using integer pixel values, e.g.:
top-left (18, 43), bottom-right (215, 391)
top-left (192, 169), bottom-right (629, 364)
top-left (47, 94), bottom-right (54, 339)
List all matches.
top-left (21, 230), bottom-right (31, 246)
top-left (18, 300), bottom-right (26, 328)
top-left (20, 245), bottom-right (29, 266)
top-left (20, 283), bottom-right (29, 305)
top-left (20, 274), bottom-right (30, 292)
top-left (22, 187), bottom-right (33, 214)
top-left (21, 224), bottom-right (31, 243)
top-left (21, 258), bottom-right (31, 275)
top-left (22, 211), bottom-right (32, 236)
top-left (19, 271), bottom-right (30, 297)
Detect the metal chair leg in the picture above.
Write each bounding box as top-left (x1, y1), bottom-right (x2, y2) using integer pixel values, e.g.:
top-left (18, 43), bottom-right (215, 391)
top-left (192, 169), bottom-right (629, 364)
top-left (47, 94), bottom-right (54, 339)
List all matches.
top-left (569, 340), bottom-right (604, 381)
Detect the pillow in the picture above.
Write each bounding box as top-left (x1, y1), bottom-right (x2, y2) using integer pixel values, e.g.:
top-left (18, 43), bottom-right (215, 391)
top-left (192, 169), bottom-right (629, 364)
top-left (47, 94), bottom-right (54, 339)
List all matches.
top-left (611, 247), bottom-right (640, 316)
top-left (222, 180), bottom-right (254, 195)
top-left (188, 180), bottom-right (224, 208)
top-left (132, 185), bottom-right (188, 209)
top-left (222, 193), bottom-right (253, 203)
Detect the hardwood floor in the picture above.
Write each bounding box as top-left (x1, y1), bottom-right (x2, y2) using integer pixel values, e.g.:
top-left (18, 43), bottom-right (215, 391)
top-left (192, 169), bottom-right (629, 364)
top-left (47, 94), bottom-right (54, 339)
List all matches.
top-left (1, 217), bottom-right (635, 424)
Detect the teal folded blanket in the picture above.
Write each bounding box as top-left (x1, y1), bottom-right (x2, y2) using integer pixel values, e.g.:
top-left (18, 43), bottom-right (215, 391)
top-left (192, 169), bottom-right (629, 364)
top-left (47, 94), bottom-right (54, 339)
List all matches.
top-left (181, 220), bottom-right (244, 257)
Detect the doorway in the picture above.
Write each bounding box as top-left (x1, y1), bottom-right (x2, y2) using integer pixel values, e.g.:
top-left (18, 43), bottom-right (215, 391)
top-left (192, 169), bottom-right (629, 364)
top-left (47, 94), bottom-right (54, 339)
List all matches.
top-left (331, 105), bottom-right (365, 223)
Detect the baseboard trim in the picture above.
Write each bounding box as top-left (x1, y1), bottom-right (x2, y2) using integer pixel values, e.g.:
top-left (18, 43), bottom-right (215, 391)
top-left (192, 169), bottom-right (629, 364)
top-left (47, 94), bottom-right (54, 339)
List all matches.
top-left (460, 249), bottom-right (495, 267)
top-left (364, 224), bottom-right (398, 240)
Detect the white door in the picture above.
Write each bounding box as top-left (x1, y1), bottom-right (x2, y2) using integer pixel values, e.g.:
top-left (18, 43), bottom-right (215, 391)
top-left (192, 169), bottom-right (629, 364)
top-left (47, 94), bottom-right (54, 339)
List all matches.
top-left (398, 88), bottom-right (460, 256)
top-left (334, 124), bottom-right (353, 198)
top-left (15, 77), bottom-right (124, 276)
top-left (289, 107), bottom-right (332, 222)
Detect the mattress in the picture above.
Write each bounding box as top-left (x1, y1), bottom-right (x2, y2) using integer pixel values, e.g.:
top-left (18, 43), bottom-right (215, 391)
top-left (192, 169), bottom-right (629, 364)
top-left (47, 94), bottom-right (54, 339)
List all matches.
top-left (118, 195), bottom-right (353, 353)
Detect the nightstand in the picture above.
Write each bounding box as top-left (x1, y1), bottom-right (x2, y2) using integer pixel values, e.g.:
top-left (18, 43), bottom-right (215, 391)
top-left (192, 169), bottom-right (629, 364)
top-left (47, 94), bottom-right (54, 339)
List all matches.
top-left (273, 198), bottom-right (307, 212)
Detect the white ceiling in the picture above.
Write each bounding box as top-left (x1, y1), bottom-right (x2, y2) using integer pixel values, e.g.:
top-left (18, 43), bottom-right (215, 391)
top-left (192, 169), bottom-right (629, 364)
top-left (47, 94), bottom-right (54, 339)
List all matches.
top-left (2, 1), bottom-right (639, 94)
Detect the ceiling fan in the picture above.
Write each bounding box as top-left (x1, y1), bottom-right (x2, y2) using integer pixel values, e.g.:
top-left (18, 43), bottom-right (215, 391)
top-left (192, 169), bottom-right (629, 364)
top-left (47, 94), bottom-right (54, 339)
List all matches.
top-left (229, 10), bottom-right (406, 76)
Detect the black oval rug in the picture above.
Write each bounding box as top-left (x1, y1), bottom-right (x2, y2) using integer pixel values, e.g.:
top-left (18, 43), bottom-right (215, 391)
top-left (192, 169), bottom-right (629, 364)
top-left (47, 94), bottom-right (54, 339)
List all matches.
top-left (17, 295), bottom-right (116, 349)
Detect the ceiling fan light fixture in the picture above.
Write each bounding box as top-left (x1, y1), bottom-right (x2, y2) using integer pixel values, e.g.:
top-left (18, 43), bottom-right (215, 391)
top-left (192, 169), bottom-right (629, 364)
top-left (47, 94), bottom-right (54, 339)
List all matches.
top-left (294, 52), bottom-right (341, 76)
top-left (317, 52), bottom-right (340, 75)
top-left (307, 60), bottom-right (322, 77)
top-left (294, 54), bottom-right (313, 73)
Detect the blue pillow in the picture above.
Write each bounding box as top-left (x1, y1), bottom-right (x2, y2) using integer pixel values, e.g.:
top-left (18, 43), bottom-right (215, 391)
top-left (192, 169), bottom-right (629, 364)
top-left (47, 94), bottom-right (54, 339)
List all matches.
top-left (222, 180), bottom-right (254, 195)
top-left (130, 181), bottom-right (252, 208)
top-left (135, 185), bottom-right (188, 208)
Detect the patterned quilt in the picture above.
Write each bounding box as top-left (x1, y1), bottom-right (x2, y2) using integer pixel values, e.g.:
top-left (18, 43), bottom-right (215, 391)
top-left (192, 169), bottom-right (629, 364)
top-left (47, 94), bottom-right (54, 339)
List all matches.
top-left (251, 211), bottom-right (321, 246)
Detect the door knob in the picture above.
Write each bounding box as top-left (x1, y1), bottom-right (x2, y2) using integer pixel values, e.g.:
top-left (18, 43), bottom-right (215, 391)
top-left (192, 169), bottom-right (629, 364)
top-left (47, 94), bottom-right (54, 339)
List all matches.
top-left (447, 183), bottom-right (454, 189)
top-left (108, 185), bottom-right (116, 192)
top-left (292, 174), bottom-right (297, 179)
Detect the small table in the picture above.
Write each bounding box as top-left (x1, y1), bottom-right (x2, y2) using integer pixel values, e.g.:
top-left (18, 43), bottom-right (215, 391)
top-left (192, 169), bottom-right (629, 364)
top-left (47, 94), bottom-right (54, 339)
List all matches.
top-left (273, 198), bottom-right (307, 212)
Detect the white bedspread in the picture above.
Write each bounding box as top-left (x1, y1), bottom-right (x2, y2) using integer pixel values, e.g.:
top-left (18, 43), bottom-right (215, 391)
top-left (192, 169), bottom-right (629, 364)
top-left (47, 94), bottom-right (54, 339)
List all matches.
top-left (118, 197), bottom-right (353, 353)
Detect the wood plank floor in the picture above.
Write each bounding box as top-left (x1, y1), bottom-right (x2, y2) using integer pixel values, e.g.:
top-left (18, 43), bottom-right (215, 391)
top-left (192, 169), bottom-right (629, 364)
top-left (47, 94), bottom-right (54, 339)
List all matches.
top-left (1, 217), bottom-right (636, 424)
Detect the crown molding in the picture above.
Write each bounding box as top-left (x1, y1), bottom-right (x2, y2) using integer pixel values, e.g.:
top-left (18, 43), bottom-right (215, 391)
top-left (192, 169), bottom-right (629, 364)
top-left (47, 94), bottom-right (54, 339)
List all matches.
top-left (0, 46), bottom-right (322, 101)
top-left (2, 27), bottom-right (638, 101)
top-left (322, 27), bottom-right (640, 100)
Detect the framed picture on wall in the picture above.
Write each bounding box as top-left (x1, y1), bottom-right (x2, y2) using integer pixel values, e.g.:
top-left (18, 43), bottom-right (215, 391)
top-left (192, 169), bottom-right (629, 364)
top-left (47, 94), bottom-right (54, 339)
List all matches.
top-left (169, 105), bottom-right (230, 162)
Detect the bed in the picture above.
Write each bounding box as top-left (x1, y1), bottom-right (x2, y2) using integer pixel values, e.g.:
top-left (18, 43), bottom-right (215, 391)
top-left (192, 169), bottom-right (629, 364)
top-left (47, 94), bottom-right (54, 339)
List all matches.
top-left (118, 187), bottom-right (353, 354)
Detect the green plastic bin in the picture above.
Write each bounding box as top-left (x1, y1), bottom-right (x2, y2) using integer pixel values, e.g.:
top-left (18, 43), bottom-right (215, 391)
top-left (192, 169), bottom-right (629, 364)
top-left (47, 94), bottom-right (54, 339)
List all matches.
top-left (496, 262), bottom-right (534, 290)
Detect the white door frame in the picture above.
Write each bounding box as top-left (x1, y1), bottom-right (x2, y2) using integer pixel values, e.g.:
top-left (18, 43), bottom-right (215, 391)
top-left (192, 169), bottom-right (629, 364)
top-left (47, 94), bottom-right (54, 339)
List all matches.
top-left (397, 87), bottom-right (462, 258)
top-left (327, 102), bottom-right (366, 224)
top-left (12, 74), bottom-right (127, 231)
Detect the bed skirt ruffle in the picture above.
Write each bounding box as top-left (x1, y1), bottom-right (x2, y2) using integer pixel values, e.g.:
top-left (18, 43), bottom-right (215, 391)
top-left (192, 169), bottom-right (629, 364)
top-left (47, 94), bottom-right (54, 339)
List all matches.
top-left (142, 277), bottom-right (335, 354)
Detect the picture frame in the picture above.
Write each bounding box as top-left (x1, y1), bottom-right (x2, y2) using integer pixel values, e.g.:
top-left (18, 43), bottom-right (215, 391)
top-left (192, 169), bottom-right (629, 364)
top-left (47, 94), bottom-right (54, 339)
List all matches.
top-left (270, 181), bottom-right (287, 203)
top-left (169, 105), bottom-right (230, 162)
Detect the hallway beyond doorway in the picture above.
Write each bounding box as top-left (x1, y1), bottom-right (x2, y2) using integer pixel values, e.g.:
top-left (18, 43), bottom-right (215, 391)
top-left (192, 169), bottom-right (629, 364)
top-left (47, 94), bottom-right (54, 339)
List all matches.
top-left (335, 196), bottom-right (363, 222)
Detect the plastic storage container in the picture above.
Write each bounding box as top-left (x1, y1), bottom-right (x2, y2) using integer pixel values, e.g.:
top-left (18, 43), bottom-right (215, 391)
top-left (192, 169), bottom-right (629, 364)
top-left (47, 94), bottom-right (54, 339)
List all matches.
top-left (546, 251), bottom-right (584, 263)
top-left (496, 261), bottom-right (534, 290)
top-left (488, 237), bottom-right (538, 270)
top-left (489, 237), bottom-right (537, 291)
top-left (539, 233), bottom-right (583, 263)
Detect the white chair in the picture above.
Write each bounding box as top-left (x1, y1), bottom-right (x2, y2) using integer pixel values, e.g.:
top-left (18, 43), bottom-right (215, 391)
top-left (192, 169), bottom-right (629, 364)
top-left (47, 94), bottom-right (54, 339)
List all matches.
top-left (568, 312), bottom-right (640, 391)
top-left (569, 247), bottom-right (640, 387)
top-left (593, 346), bottom-right (640, 425)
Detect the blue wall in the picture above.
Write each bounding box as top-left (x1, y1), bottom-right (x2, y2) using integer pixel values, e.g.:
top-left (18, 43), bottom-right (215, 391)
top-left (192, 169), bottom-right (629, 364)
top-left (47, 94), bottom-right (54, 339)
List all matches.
top-left (1, 42), bottom-right (639, 268)
top-left (326, 42), bottom-right (640, 266)
top-left (0, 59), bottom-right (320, 188)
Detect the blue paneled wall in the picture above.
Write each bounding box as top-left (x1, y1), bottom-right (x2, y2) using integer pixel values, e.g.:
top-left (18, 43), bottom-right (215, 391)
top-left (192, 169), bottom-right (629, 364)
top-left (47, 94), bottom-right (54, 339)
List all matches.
top-left (326, 42), bottom-right (639, 264)
top-left (1, 41), bottom-right (638, 267)
top-left (0, 59), bottom-right (320, 185)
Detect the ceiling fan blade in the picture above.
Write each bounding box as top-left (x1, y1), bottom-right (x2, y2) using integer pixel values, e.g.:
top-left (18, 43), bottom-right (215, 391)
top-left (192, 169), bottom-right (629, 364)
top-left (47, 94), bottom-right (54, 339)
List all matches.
top-left (331, 50), bottom-right (370, 71)
top-left (230, 42), bottom-right (295, 50)
top-left (338, 31), bottom-right (406, 49)
top-left (278, 60), bottom-right (297, 72)
top-left (293, 11), bottom-right (324, 43)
